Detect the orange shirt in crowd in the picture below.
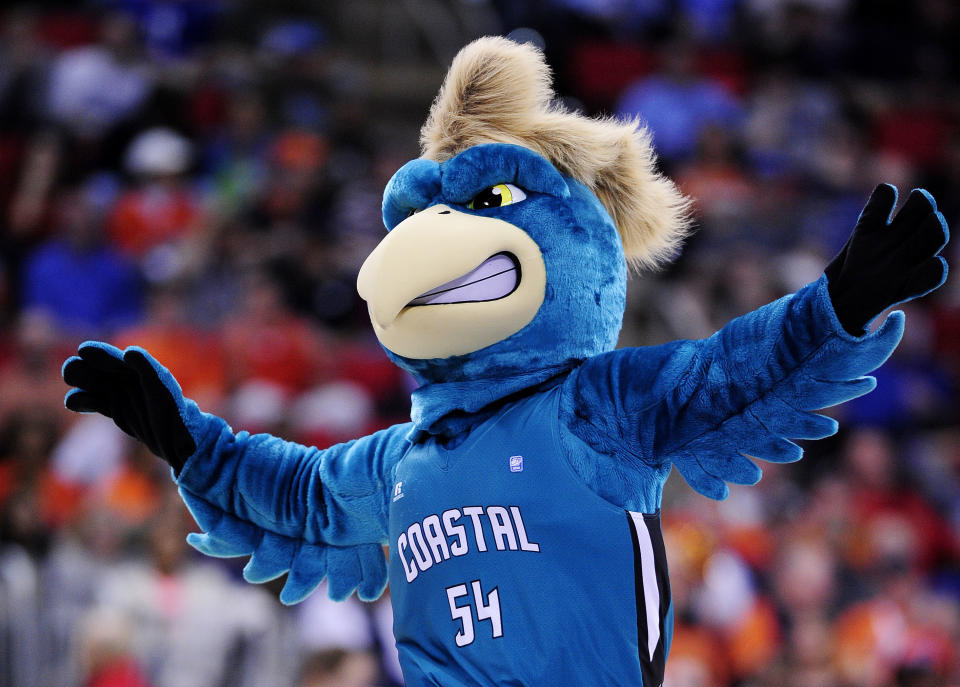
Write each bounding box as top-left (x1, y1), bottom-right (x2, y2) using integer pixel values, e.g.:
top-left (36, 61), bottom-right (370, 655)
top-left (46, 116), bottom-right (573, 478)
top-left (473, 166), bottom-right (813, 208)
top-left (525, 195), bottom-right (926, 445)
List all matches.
top-left (0, 462), bottom-right (86, 530)
top-left (113, 326), bottom-right (226, 402)
top-left (107, 185), bottom-right (201, 258)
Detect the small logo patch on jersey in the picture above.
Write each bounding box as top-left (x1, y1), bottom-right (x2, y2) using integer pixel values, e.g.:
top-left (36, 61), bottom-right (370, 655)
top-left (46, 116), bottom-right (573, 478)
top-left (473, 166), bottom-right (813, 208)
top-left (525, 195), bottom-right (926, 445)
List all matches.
top-left (393, 481), bottom-right (404, 502)
top-left (509, 455), bottom-right (524, 473)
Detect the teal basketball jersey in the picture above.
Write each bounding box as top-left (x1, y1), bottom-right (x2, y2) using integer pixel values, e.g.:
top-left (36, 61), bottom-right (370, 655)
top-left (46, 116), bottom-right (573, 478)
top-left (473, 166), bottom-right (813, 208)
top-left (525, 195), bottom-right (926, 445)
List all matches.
top-left (388, 386), bottom-right (672, 686)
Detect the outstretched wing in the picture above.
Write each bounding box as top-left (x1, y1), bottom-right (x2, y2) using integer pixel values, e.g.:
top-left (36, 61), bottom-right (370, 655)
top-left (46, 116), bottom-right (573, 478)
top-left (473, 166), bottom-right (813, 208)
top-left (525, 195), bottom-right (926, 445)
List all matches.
top-left (563, 186), bottom-right (946, 508)
top-left (667, 304), bottom-right (904, 500)
top-left (180, 487), bottom-right (387, 604)
top-left (63, 341), bottom-right (407, 604)
top-left (563, 276), bottom-right (907, 506)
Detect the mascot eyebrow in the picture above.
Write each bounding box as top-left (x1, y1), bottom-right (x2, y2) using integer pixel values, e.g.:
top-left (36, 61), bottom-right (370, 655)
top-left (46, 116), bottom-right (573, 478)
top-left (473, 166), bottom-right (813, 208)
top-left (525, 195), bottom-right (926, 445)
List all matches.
top-left (64, 35), bottom-right (949, 687)
top-left (381, 142), bottom-right (569, 229)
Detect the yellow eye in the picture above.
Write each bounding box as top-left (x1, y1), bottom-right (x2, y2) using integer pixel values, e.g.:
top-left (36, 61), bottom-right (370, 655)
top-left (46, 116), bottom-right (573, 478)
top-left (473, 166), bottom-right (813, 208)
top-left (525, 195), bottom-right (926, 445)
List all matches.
top-left (468, 183), bottom-right (527, 210)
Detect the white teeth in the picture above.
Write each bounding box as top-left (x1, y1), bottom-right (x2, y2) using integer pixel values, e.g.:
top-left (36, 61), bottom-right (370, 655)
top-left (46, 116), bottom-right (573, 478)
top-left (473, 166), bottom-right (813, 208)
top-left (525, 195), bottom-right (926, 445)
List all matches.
top-left (408, 253), bottom-right (519, 306)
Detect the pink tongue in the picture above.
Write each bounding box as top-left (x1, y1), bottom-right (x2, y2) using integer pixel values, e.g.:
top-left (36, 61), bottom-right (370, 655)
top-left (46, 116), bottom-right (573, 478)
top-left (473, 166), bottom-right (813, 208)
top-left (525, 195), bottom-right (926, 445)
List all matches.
top-left (408, 254), bottom-right (518, 306)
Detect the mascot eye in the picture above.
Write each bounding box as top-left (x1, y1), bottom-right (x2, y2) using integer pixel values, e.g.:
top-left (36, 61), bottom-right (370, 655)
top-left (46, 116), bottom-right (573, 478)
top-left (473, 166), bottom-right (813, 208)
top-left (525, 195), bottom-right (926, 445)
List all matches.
top-left (468, 183), bottom-right (527, 210)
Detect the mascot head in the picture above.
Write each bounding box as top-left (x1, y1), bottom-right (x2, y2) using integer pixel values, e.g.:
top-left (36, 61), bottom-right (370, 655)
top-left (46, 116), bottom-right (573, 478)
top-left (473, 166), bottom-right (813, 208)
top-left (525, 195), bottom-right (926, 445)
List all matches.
top-left (358, 37), bottom-right (690, 385)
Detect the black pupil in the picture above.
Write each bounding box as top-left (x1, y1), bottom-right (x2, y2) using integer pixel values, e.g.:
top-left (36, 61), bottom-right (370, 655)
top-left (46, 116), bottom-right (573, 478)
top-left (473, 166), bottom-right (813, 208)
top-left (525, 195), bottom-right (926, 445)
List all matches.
top-left (472, 187), bottom-right (503, 209)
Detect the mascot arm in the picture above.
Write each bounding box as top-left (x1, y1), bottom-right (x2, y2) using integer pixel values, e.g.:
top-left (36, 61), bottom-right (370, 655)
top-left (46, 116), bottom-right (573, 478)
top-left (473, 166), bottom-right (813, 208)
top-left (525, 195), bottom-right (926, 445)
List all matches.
top-left (63, 342), bottom-right (411, 604)
top-left (564, 184), bottom-right (948, 502)
top-left (562, 282), bottom-right (902, 503)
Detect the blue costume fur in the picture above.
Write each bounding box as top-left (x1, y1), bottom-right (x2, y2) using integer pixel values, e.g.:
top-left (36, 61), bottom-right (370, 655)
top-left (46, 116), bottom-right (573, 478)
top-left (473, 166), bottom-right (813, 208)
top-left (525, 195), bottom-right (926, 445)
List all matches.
top-left (65, 123), bottom-right (948, 684)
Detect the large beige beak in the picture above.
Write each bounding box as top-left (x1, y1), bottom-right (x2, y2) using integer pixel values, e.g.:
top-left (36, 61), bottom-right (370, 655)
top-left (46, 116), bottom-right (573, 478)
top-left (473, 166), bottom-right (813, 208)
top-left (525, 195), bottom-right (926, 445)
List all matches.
top-left (357, 205), bottom-right (546, 359)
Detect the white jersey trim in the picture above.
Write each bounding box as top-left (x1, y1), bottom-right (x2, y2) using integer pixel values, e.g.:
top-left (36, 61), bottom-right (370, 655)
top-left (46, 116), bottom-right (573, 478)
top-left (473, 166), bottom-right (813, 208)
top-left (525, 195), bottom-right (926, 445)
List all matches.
top-left (629, 510), bottom-right (660, 661)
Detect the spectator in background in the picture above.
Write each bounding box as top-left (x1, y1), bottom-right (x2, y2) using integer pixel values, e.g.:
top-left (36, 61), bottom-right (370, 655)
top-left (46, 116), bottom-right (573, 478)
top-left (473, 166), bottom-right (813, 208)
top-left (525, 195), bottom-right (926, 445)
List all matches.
top-left (0, 410), bottom-right (81, 555)
top-left (258, 19), bottom-right (330, 133)
top-left (842, 429), bottom-right (960, 576)
top-left (841, 304), bottom-right (956, 430)
top-left (250, 129), bottom-right (335, 242)
top-left (832, 569), bottom-right (959, 687)
top-left (113, 285), bottom-right (227, 407)
top-left (221, 271), bottom-right (330, 394)
top-left (677, 0), bottom-right (739, 44)
top-left (107, 127), bottom-right (203, 271)
top-left (21, 177), bottom-right (143, 335)
top-left (43, 499), bottom-right (140, 687)
top-left (0, 310), bottom-right (73, 428)
top-left (616, 40), bottom-right (743, 164)
top-left (86, 504), bottom-right (292, 687)
top-left (741, 65), bottom-right (841, 180)
top-left (45, 11), bottom-right (153, 141)
top-left (769, 538), bottom-right (842, 686)
top-left (0, 9), bottom-right (49, 137)
top-left (102, 0), bottom-right (221, 63)
top-left (1, 10), bottom-right (56, 237)
top-left (297, 648), bottom-right (380, 687)
top-left (675, 123), bottom-right (757, 233)
top-left (295, 584), bottom-right (401, 686)
top-left (200, 90), bottom-right (271, 218)
top-left (537, 0), bottom-right (674, 38)
top-left (79, 613), bottom-right (152, 687)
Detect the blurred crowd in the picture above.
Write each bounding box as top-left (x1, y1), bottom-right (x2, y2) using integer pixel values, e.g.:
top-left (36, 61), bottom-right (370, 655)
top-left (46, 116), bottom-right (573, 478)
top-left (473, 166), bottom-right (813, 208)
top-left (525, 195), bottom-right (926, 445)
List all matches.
top-left (0, 1), bottom-right (957, 686)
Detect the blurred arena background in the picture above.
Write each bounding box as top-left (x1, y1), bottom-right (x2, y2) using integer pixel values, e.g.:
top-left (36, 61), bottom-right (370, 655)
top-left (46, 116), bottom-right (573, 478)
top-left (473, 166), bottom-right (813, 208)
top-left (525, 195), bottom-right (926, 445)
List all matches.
top-left (0, 1), bottom-right (958, 686)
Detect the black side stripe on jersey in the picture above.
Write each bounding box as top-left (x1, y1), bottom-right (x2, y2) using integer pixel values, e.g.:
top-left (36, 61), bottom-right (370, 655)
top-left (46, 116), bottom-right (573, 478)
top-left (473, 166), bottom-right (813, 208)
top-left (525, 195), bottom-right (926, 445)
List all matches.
top-left (627, 511), bottom-right (671, 687)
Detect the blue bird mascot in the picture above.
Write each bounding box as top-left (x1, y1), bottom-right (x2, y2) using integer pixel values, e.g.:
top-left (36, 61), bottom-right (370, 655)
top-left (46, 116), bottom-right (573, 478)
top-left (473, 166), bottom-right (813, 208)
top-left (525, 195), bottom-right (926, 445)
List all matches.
top-left (63, 37), bottom-right (950, 686)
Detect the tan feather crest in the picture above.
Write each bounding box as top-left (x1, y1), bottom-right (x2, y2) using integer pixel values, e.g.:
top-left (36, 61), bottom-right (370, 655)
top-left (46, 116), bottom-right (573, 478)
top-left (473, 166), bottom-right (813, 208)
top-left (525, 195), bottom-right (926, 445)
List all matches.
top-left (420, 36), bottom-right (692, 271)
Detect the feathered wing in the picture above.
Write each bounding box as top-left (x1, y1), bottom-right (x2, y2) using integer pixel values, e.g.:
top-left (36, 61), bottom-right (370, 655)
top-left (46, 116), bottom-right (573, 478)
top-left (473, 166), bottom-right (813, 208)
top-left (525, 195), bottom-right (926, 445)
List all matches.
top-left (178, 488), bottom-right (388, 604)
top-left (561, 276), bottom-right (904, 505)
top-left (664, 307), bottom-right (902, 500)
top-left (62, 341), bottom-right (409, 605)
top-left (171, 421), bottom-right (412, 604)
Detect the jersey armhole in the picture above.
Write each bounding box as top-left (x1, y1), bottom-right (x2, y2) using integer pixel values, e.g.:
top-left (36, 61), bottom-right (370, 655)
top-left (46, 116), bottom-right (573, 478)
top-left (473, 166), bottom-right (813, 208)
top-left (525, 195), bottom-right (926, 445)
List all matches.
top-left (547, 385), bottom-right (661, 517)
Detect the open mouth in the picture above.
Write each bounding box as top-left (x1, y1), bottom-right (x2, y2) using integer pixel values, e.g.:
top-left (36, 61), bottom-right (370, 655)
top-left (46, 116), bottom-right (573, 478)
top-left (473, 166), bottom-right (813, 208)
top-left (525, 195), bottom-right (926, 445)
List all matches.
top-left (407, 252), bottom-right (521, 307)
